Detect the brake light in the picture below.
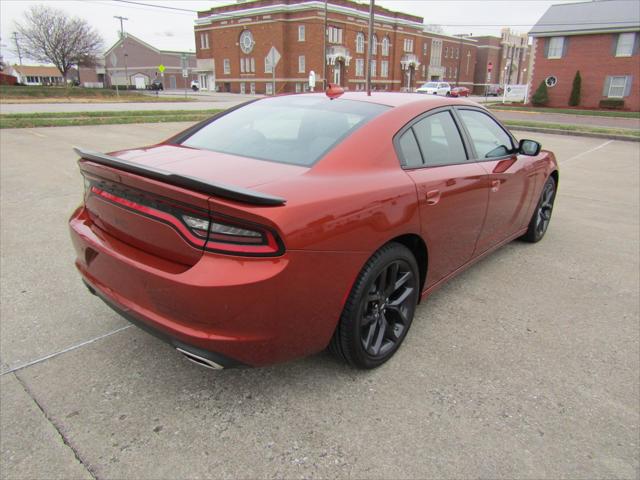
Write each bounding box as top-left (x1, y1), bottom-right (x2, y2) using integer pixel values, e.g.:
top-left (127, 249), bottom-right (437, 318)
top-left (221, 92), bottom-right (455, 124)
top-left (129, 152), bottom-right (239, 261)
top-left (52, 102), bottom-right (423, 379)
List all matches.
top-left (86, 178), bottom-right (284, 257)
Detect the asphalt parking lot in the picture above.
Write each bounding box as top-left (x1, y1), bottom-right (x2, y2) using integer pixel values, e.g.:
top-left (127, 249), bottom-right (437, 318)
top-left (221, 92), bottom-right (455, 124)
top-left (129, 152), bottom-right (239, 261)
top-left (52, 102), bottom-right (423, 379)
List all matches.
top-left (1, 123), bottom-right (638, 479)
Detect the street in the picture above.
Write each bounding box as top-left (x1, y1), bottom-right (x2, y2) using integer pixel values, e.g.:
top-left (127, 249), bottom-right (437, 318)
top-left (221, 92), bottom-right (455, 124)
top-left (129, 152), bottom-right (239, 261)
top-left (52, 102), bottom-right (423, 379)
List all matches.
top-left (1, 124), bottom-right (638, 479)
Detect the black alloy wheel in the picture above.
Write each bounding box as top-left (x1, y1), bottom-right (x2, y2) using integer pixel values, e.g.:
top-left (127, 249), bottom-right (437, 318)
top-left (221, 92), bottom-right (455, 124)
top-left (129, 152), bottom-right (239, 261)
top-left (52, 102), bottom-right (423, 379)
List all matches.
top-left (522, 176), bottom-right (557, 243)
top-left (329, 243), bottom-right (420, 369)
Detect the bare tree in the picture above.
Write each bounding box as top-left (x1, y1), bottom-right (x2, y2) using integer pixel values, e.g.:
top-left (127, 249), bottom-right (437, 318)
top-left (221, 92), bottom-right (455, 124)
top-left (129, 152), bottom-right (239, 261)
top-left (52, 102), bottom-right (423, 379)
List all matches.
top-left (14, 5), bottom-right (103, 83)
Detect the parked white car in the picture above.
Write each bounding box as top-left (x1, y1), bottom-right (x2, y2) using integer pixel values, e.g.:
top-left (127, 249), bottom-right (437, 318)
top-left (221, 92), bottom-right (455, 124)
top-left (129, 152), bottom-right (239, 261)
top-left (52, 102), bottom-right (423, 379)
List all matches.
top-left (416, 82), bottom-right (451, 96)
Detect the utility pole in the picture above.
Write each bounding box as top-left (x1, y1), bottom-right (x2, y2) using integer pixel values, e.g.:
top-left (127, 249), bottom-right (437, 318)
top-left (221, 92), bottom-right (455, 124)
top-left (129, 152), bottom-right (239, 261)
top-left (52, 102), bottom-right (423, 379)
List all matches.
top-left (12, 32), bottom-right (22, 65)
top-left (114, 16), bottom-right (129, 88)
top-left (322, 0), bottom-right (328, 89)
top-left (365, 0), bottom-right (374, 96)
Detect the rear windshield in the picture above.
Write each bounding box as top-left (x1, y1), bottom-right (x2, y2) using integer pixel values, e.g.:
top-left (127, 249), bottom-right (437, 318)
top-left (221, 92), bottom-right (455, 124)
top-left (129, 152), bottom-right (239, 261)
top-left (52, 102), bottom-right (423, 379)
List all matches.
top-left (180, 96), bottom-right (389, 166)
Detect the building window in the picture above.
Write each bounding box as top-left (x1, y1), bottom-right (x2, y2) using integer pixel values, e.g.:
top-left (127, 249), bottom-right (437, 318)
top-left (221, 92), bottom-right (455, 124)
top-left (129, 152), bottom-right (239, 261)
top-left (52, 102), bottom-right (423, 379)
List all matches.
top-left (223, 59), bottom-right (230, 74)
top-left (403, 38), bottom-right (414, 52)
top-left (382, 36), bottom-right (390, 56)
top-left (250, 82), bottom-right (256, 94)
top-left (251, 58), bottom-right (255, 73)
top-left (381, 60), bottom-right (389, 78)
top-left (356, 32), bottom-right (365, 53)
top-left (606, 75), bottom-right (631, 98)
top-left (423, 42), bottom-right (428, 57)
top-left (430, 39), bottom-right (442, 66)
top-left (456, 48), bottom-right (459, 59)
top-left (444, 46), bottom-right (448, 58)
top-left (372, 34), bottom-right (378, 55)
top-left (547, 36), bottom-right (565, 59)
top-left (453, 66), bottom-right (458, 79)
top-left (355, 58), bottom-right (365, 77)
top-left (240, 82), bottom-right (246, 94)
top-left (240, 58), bottom-right (255, 73)
top-left (266, 83), bottom-right (274, 95)
top-left (615, 32), bottom-right (636, 57)
top-left (370, 59), bottom-right (376, 77)
top-left (295, 82), bottom-right (302, 93)
top-left (298, 55), bottom-right (305, 73)
top-left (298, 25), bottom-right (305, 42)
top-left (264, 57), bottom-right (273, 73)
top-left (200, 32), bottom-right (209, 49)
top-left (328, 26), bottom-right (343, 44)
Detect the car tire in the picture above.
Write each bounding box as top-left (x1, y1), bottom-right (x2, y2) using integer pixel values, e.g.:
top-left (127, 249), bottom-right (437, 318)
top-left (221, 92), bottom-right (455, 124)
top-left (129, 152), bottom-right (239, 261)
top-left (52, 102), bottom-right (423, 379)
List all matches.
top-left (329, 242), bottom-right (420, 369)
top-left (521, 176), bottom-right (557, 243)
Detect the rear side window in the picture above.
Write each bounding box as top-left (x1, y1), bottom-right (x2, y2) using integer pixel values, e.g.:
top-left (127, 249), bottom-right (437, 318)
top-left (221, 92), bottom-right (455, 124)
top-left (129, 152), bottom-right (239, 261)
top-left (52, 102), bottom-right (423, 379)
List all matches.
top-left (398, 130), bottom-right (423, 167)
top-left (458, 109), bottom-right (514, 159)
top-left (412, 111), bottom-right (467, 166)
top-left (181, 96), bottom-right (389, 166)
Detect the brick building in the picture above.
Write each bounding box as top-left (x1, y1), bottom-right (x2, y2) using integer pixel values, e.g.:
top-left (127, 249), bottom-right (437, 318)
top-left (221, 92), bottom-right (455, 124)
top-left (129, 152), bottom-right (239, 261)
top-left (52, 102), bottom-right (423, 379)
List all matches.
top-left (193, 0), bottom-right (477, 94)
top-left (474, 28), bottom-right (531, 93)
top-left (529, 0), bottom-right (639, 110)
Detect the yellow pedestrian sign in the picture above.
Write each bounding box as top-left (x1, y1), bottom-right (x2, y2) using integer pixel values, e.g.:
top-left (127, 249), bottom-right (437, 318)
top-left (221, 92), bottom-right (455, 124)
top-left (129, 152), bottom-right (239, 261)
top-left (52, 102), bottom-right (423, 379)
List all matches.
top-left (158, 64), bottom-right (165, 74)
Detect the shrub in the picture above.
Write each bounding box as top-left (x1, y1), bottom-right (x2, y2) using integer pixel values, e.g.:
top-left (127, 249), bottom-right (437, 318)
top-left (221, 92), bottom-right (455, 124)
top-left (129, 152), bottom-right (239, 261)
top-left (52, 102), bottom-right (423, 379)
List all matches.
top-left (531, 80), bottom-right (549, 106)
top-left (599, 99), bottom-right (625, 110)
top-left (569, 71), bottom-right (581, 106)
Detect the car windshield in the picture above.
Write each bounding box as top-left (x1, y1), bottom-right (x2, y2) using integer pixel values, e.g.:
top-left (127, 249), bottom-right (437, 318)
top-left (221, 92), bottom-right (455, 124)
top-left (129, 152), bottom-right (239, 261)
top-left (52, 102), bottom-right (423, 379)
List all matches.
top-left (181, 96), bottom-right (390, 166)
top-left (423, 83), bottom-right (438, 88)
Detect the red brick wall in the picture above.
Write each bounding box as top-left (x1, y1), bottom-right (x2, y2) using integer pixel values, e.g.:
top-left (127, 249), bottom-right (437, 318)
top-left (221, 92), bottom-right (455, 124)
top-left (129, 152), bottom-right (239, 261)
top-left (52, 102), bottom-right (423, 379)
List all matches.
top-left (530, 33), bottom-right (640, 110)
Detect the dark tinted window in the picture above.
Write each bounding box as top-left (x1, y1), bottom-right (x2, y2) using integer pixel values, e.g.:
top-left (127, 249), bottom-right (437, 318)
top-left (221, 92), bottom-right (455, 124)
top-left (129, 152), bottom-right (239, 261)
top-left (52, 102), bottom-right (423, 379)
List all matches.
top-left (412, 111), bottom-right (467, 166)
top-left (181, 96), bottom-right (389, 166)
top-left (398, 130), bottom-right (423, 167)
top-left (458, 109), bottom-right (514, 159)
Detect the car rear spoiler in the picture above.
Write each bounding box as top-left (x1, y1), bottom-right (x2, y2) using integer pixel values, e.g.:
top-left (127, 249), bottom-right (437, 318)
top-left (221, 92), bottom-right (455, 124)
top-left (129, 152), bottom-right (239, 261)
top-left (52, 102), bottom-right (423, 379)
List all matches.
top-left (73, 147), bottom-right (286, 206)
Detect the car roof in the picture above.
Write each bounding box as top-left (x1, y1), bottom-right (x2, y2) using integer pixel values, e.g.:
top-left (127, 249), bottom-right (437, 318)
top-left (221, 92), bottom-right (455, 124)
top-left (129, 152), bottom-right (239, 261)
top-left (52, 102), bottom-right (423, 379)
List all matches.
top-left (291, 91), bottom-right (476, 108)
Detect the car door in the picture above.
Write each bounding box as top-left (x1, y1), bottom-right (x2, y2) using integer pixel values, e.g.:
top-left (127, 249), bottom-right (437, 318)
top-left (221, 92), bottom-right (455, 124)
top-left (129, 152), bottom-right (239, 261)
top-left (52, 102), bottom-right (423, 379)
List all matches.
top-left (455, 108), bottom-right (538, 254)
top-left (396, 108), bottom-right (490, 289)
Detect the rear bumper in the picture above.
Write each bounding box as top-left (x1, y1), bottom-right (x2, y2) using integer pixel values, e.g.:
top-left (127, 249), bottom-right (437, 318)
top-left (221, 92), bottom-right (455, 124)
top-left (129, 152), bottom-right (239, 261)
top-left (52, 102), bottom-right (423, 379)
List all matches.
top-left (69, 207), bottom-right (368, 367)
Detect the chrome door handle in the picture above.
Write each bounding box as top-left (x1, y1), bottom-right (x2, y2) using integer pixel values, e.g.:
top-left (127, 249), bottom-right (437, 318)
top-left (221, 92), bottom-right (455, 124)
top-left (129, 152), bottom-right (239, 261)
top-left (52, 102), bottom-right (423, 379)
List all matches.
top-left (425, 189), bottom-right (441, 205)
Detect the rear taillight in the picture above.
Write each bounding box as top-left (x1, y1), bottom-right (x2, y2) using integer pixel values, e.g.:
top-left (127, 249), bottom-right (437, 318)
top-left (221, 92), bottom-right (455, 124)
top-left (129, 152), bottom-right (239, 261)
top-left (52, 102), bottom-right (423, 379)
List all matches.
top-left (86, 177), bottom-right (284, 257)
top-left (181, 214), bottom-right (282, 255)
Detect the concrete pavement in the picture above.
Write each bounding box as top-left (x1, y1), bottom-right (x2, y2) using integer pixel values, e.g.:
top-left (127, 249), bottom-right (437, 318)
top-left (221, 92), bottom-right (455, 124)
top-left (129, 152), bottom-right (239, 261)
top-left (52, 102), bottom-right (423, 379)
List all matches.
top-left (1, 124), bottom-right (638, 479)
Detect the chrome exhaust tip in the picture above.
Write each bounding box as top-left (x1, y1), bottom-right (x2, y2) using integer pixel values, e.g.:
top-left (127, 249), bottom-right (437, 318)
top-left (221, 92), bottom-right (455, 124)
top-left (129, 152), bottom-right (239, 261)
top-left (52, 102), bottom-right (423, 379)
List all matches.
top-left (176, 348), bottom-right (224, 370)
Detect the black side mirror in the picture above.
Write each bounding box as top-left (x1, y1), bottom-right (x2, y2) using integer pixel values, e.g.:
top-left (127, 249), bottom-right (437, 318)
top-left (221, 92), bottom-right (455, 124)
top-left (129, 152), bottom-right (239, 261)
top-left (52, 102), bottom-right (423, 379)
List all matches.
top-left (519, 139), bottom-right (541, 156)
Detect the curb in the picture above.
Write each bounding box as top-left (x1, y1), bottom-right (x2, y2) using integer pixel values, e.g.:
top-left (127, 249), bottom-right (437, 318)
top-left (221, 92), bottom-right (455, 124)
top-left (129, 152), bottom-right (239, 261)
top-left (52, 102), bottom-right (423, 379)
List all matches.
top-left (506, 125), bottom-right (639, 142)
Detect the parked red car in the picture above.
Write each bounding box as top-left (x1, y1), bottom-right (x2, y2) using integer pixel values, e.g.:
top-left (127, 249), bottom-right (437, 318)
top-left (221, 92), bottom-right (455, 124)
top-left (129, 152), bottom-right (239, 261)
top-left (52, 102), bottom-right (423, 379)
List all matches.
top-left (69, 92), bottom-right (558, 369)
top-left (450, 86), bottom-right (470, 97)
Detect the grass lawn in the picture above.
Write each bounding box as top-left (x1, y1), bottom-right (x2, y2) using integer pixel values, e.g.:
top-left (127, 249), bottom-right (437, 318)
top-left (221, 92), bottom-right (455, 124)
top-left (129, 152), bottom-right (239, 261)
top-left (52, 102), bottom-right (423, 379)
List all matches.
top-left (489, 104), bottom-right (639, 118)
top-left (0, 85), bottom-right (193, 103)
top-left (504, 120), bottom-right (640, 138)
top-left (0, 109), bottom-right (222, 128)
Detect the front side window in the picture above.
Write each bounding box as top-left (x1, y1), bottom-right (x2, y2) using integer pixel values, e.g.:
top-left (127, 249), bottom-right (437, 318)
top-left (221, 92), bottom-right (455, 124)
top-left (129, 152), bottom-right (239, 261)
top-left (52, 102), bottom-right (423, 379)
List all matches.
top-left (615, 32), bottom-right (635, 57)
top-left (547, 36), bottom-right (565, 59)
top-left (411, 112), bottom-right (467, 167)
top-left (181, 96), bottom-right (389, 166)
top-left (298, 25), bottom-right (305, 42)
top-left (458, 109), bottom-right (514, 159)
top-left (356, 32), bottom-right (365, 53)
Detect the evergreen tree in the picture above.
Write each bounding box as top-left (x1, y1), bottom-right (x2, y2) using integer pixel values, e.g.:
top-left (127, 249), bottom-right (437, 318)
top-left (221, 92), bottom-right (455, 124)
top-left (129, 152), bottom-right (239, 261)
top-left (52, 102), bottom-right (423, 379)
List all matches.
top-left (569, 70), bottom-right (581, 106)
top-left (531, 80), bottom-right (549, 106)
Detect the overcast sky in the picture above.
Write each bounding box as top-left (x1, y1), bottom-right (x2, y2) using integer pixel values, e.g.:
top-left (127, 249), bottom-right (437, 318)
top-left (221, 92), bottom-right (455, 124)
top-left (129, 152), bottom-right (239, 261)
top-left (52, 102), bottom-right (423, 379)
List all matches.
top-left (1, 0), bottom-right (584, 64)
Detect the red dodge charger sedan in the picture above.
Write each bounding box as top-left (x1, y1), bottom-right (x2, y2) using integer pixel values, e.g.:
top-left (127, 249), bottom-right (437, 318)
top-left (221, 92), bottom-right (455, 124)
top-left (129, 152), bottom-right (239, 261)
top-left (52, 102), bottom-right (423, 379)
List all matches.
top-left (69, 91), bottom-right (558, 369)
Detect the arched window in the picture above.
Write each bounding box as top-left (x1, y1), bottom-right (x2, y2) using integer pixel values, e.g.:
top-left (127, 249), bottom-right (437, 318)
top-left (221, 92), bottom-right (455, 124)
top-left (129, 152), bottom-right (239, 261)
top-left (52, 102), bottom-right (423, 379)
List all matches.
top-left (372, 34), bottom-right (378, 55)
top-left (382, 36), bottom-right (390, 56)
top-left (356, 32), bottom-right (365, 54)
